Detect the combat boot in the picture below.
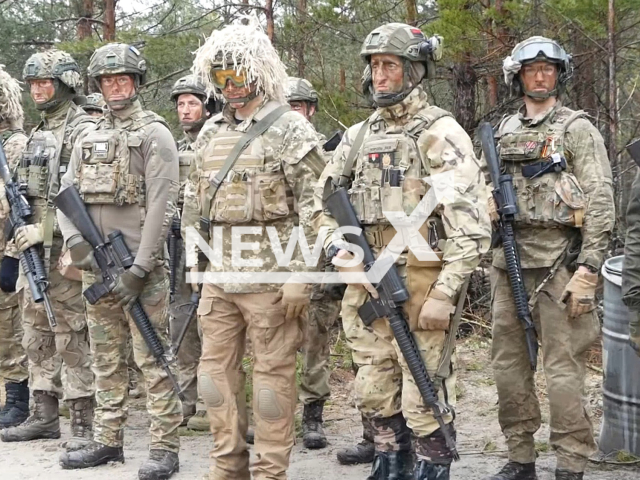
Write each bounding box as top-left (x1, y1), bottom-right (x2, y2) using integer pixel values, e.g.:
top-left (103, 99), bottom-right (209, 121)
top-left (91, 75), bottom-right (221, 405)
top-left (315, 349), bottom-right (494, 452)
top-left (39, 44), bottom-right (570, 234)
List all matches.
top-left (337, 414), bottom-right (375, 465)
top-left (62, 397), bottom-right (94, 452)
top-left (246, 426), bottom-right (255, 445)
top-left (59, 440), bottom-right (124, 469)
top-left (186, 410), bottom-right (210, 431)
top-left (0, 380), bottom-right (29, 428)
top-left (413, 460), bottom-right (450, 480)
top-left (555, 470), bottom-right (583, 480)
top-left (0, 390), bottom-right (60, 442)
top-left (484, 462), bottom-right (537, 480)
top-left (302, 400), bottom-right (327, 449)
top-left (138, 449), bottom-right (179, 480)
top-left (367, 450), bottom-right (414, 480)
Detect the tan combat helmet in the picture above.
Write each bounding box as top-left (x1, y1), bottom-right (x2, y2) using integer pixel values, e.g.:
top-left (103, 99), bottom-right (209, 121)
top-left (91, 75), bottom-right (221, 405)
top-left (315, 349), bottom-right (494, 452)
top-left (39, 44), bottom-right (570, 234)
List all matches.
top-left (22, 49), bottom-right (82, 111)
top-left (503, 36), bottom-right (572, 99)
top-left (0, 65), bottom-right (24, 128)
top-left (360, 23), bottom-right (443, 107)
top-left (286, 78), bottom-right (318, 105)
top-left (84, 92), bottom-right (105, 115)
top-left (88, 43), bottom-right (147, 107)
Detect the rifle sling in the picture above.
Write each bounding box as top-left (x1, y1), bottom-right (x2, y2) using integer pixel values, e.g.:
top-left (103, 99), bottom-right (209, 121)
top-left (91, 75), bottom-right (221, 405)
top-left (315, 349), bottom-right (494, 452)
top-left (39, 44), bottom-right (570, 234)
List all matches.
top-left (338, 120), bottom-right (369, 186)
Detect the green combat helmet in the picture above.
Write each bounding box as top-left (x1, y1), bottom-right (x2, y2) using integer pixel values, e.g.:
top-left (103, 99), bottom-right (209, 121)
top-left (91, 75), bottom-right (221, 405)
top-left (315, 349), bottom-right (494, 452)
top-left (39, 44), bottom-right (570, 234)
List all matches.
top-left (170, 74), bottom-right (220, 129)
top-left (84, 93), bottom-right (105, 114)
top-left (88, 43), bottom-right (147, 107)
top-left (285, 77), bottom-right (318, 106)
top-left (503, 36), bottom-right (572, 99)
top-left (360, 23), bottom-right (443, 107)
top-left (22, 50), bottom-right (82, 111)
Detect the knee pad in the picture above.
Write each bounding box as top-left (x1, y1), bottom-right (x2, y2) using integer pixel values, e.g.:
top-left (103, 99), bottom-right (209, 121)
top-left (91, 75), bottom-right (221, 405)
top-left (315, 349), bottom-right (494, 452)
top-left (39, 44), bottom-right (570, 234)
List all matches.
top-left (199, 373), bottom-right (224, 408)
top-left (255, 387), bottom-right (283, 421)
top-left (22, 329), bottom-right (56, 364)
top-left (55, 331), bottom-right (84, 368)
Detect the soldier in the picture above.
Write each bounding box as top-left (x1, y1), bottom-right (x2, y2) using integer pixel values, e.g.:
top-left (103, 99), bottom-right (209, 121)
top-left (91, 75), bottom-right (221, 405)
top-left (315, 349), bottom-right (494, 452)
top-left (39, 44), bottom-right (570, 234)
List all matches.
top-left (0, 65), bottom-right (29, 429)
top-left (0, 51), bottom-right (95, 450)
top-left (485, 37), bottom-right (614, 480)
top-left (57, 43), bottom-right (181, 480)
top-left (313, 23), bottom-right (491, 480)
top-left (83, 92), bottom-right (105, 117)
top-left (185, 16), bottom-right (325, 480)
top-left (168, 74), bottom-right (214, 429)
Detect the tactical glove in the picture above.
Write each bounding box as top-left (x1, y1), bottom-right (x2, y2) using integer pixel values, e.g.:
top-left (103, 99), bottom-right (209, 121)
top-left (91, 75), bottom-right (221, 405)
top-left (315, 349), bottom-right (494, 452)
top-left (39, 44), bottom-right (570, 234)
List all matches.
top-left (113, 264), bottom-right (148, 310)
top-left (487, 194), bottom-right (499, 224)
top-left (14, 223), bottom-right (44, 252)
top-left (332, 250), bottom-right (379, 299)
top-left (0, 180), bottom-right (9, 220)
top-left (418, 286), bottom-right (456, 331)
top-left (272, 282), bottom-right (311, 321)
top-left (68, 236), bottom-right (98, 272)
top-left (629, 312), bottom-right (640, 355)
top-left (561, 270), bottom-right (598, 318)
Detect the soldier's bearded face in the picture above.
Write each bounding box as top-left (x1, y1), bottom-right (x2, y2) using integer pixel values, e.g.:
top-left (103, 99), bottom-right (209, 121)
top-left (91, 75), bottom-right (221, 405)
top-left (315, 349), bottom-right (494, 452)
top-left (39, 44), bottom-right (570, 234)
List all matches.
top-left (29, 79), bottom-right (55, 104)
top-left (289, 101), bottom-right (315, 121)
top-left (520, 61), bottom-right (558, 99)
top-left (177, 93), bottom-right (205, 124)
top-left (100, 74), bottom-right (136, 109)
top-left (370, 54), bottom-right (404, 94)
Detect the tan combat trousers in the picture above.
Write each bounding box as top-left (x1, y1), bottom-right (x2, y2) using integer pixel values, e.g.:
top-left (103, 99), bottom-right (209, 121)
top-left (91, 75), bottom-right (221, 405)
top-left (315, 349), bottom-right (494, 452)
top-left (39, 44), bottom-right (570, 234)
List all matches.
top-left (85, 267), bottom-right (182, 452)
top-left (19, 243), bottom-right (94, 400)
top-left (341, 265), bottom-right (456, 443)
top-left (198, 283), bottom-right (304, 480)
top-left (491, 265), bottom-right (600, 473)
top-left (299, 286), bottom-right (340, 405)
top-left (0, 291), bottom-right (27, 382)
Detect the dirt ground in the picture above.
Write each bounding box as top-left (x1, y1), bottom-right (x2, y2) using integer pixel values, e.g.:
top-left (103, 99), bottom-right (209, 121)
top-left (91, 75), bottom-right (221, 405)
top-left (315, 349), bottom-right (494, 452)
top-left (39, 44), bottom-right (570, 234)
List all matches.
top-left (1, 336), bottom-right (639, 480)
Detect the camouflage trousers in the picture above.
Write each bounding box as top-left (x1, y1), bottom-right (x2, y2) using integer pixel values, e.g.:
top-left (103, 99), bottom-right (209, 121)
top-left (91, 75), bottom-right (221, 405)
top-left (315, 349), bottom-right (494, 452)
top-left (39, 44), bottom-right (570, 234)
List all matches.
top-left (18, 248), bottom-right (94, 400)
top-left (491, 265), bottom-right (600, 473)
top-left (0, 290), bottom-right (27, 383)
top-left (299, 287), bottom-right (340, 405)
top-left (341, 264), bottom-right (456, 447)
top-left (84, 267), bottom-right (181, 453)
top-left (198, 283), bottom-right (304, 480)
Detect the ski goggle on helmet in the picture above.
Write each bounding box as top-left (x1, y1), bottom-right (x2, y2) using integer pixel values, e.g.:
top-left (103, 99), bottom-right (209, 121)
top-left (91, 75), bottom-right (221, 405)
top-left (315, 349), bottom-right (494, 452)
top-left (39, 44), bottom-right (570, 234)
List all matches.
top-left (211, 68), bottom-right (248, 89)
top-left (512, 39), bottom-right (566, 65)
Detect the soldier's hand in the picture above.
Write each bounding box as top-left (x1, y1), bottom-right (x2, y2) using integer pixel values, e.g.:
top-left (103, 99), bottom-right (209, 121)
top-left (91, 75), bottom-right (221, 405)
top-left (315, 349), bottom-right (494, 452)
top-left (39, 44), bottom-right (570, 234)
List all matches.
top-left (14, 224), bottom-right (44, 252)
top-left (629, 312), bottom-right (640, 356)
top-left (68, 236), bottom-right (99, 272)
top-left (0, 180), bottom-right (9, 220)
top-left (560, 269), bottom-right (598, 318)
top-left (418, 287), bottom-right (456, 331)
top-left (332, 250), bottom-right (379, 299)
top-left (113, 265), bottom-right (148, 310)
top-left (272, 282), bottom-right (311, 321)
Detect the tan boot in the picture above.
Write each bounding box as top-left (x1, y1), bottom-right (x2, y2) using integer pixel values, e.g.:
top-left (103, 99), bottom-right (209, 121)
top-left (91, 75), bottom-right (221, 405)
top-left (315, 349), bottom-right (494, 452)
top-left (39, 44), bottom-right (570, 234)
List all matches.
top-left (62, 397), bottom-right (94, 452)
top-left (186, 410), bottom-right (210, 431)
top-left (1, 390), bottom-right (60, 442)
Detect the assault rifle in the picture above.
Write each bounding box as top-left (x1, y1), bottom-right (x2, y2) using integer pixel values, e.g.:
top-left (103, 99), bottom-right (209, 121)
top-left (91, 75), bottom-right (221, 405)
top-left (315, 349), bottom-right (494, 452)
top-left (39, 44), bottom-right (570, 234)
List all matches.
top-left (479, 122), bottom-right (539, 371)
top-left (171, 291), bottom-right (200, 356)
top-left (323, 180), bottom-right (459, 461)
top-left (0, 143), bottom-right (56, 328)
top-left (168, 215), bottom-right (181, 303)
top-left (628, 138), bottom-right (640, 168)
top-left (54, 186), bottom-right (184, 400)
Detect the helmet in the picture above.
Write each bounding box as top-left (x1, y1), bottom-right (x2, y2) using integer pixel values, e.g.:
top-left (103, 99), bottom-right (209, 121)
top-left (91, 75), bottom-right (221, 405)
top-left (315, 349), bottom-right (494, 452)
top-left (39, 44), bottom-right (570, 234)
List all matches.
top-left (503, 36), bottom-right (572, 99)
top-left (360, 23), bottom-right (443, 107)
top-left (88, 43), bottom-right (147, 108)
top-left (0, 65), bottom-right (24, 124)
top-left (170, 74), bottom-right (208, 103)
top-left (84, 93), bottom-right (105, 114)
top-left (22, 50), bottom-right (82, 111)
top-left (285, 78), bottom-right (318, 105)
top-left (361, 65), bottom-right (373, 107)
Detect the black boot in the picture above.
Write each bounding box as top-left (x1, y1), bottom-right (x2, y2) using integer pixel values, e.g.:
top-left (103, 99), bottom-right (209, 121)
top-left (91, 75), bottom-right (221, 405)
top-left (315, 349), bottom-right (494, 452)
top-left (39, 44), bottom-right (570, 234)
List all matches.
top-left (484, 462), bottom-right (537, 480)
top-left (62, 397), bottom-right (94, 452)
top-left (413, 460), bottom-right (450, 480)
top-left (246, 426), bottom-right (255, 445)
top-left (138, 449), bottom-right (179, 480)
top-left (555, 470), bottom-right (583, 480)
top-left (367, 450), bottom-right (414, 480)
top-left (0, 390), bottom-right (60, 441)
top-left (0, 380), bottom-right (29, 429)
top-left (302, 400), bottom-right (327, 449)
top-left (59, 440), bottom-right (125, 469)
top-left (337, 414), bottom-right (375, 465)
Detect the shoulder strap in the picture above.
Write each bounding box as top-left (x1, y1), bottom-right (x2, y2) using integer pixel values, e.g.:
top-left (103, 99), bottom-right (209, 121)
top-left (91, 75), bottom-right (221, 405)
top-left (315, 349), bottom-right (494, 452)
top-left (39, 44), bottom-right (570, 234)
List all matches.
top-left (339, 120), bottom-right (369, 186)
top-left (497, 114), bottom-right (520, 137)
top-left (202, 104), bottom-right (291, 217)
top-left (554, 109), bottom-right (587, 137)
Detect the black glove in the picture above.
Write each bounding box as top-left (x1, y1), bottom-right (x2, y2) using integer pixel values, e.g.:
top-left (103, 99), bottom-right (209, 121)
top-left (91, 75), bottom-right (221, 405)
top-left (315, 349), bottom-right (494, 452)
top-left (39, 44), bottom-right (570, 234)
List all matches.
top-left (0, 256), bottom-right (19, 292)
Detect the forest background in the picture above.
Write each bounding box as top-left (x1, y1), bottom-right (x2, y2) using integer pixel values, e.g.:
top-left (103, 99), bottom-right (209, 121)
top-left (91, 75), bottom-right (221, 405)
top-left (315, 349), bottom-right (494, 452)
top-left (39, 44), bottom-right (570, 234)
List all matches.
top-left (0, 0), bottom-right (638, 249)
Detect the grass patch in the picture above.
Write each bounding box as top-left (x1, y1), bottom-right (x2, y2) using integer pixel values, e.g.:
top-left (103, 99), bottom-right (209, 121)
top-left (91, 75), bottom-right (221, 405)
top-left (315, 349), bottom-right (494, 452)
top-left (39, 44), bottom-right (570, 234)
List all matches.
top-left (178, 427), bottom-right (209, 437)
top-left (535, 441), bottom-right (549, 453)
top-left (616, 450), bottom-right (640, 462)
top-left (483, 440), bottom-right (497, 452)
top-left (465, 362), bottom-right (483, 372)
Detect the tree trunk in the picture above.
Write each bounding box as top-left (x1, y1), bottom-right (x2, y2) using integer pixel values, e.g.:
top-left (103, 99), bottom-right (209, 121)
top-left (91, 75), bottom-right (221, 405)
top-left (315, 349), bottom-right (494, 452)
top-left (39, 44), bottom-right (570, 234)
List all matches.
top-left (608, 0), bottom-right (617, 165)
top-left (452, 58), bottom-right (477, 132)
top-left (405, 0), bottom-right (417, 26)
top-left (265, 0), bottom-right (275, 44)
top-left (296, 0), bottom-right (306, 77)
top-left (76, 0), bottom-right (93, 40)
top-left (340, 68), bottom-right (346, 93)
top-left (103, 0), bottom-right (116, 41)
